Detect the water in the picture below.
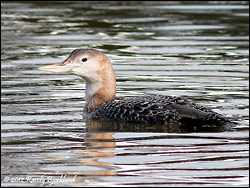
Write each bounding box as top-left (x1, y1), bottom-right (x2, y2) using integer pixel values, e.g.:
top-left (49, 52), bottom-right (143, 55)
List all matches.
top-left (1, 1), bottom-right (249, 187)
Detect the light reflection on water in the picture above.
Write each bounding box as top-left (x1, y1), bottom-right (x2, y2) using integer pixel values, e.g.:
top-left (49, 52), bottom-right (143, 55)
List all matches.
top-left (1, 1), bottom-right (249, 187)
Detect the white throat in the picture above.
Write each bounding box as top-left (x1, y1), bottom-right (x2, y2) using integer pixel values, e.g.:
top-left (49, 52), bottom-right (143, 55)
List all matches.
top-left (85, 81), bottom-right (101, 101)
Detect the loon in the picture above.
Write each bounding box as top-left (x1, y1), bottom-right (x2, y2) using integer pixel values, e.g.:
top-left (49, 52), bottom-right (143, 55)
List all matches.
top-left (39, 48), bottom-right (232, 126)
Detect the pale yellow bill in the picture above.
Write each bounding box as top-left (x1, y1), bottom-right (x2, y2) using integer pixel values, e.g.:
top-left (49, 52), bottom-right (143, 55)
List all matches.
top-left (38, 64), bottom-right (72, 73)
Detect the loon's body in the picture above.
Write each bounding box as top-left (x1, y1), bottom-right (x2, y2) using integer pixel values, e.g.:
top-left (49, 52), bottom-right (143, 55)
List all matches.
top-left (90, 94), bottom-right (230, 125)
top-left (39, 48), bottom-right (231, 126)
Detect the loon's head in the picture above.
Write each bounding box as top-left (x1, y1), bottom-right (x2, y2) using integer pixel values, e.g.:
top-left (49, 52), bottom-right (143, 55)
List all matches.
top-left (39, 48), bottom-right (116, 112)
top-left (39, 49), bottom-right (112, 81)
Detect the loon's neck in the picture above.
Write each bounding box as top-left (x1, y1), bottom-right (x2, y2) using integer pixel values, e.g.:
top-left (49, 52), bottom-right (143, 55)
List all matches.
top-left (84, 67), bottom-right (116, 113)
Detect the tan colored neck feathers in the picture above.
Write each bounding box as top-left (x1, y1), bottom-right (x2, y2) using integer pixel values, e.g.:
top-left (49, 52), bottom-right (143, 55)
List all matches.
top-left (85, 61), bottom-right (116, 113)
top-left (85, 87), bottom-right (115, 113)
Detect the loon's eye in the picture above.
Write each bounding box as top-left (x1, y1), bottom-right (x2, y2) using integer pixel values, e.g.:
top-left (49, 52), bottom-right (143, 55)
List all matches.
top-left (82, 58), bottom-right (87, 62)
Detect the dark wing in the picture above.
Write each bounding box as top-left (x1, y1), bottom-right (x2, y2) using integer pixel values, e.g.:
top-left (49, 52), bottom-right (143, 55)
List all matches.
top-left (144, 94), bottom-right (231, 125)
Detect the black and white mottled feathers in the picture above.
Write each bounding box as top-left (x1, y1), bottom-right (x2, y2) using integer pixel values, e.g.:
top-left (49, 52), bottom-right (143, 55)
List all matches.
top-left (89, 94), bottom-right (231, 126)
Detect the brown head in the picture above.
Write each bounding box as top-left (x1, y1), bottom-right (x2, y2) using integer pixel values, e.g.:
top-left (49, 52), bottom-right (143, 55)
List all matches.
top-left (39, 49), bottom-right (116, 113)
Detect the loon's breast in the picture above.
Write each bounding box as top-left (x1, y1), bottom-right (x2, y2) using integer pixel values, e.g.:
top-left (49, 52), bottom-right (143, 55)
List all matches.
top-left (90, 94), bottom-right (230, 126)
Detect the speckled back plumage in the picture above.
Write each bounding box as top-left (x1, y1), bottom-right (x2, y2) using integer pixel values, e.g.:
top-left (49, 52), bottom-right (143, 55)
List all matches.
top-left (90, 94), bottom-right (231, 126)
